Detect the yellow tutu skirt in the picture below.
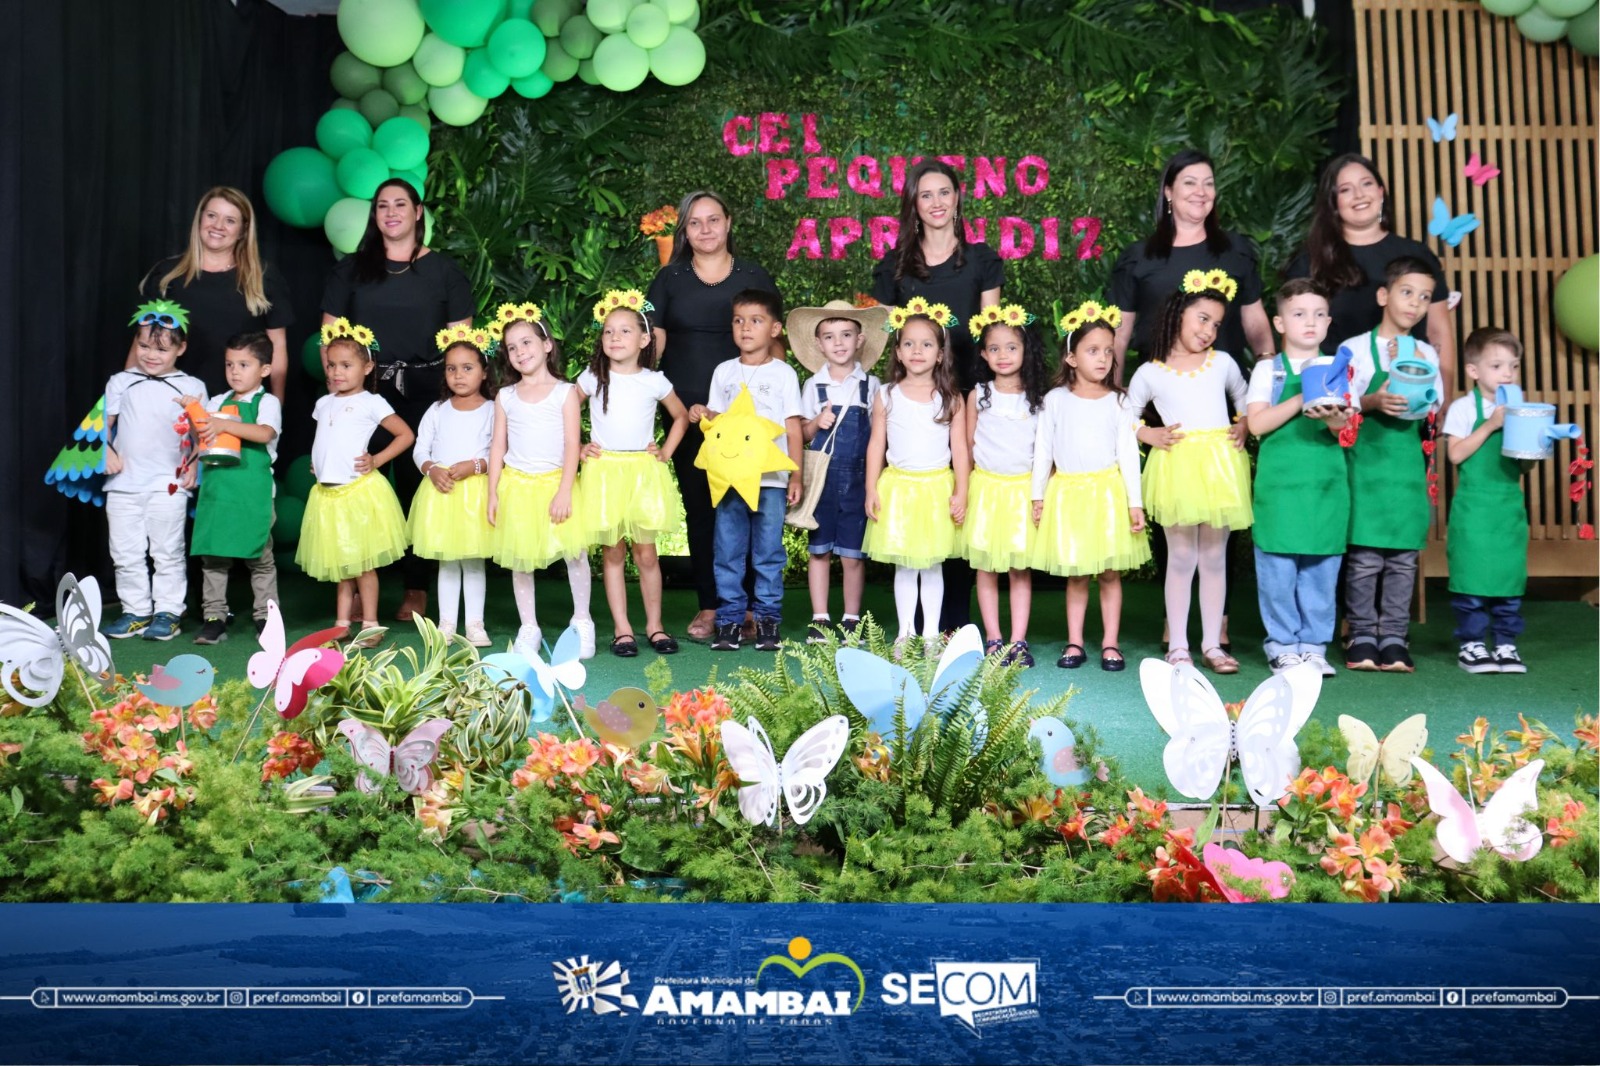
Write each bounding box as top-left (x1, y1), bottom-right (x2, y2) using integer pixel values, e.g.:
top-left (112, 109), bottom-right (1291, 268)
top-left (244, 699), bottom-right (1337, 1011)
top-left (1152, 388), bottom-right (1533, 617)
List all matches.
top-left (1033, 466), bottom-right (1152, 577)
top-left (408, 474), bottom-right (492, 561)
top-left (297, 473), bottom-right (409, 582)
top-left (1142, 427), bottom-right (1253, 530)
top-left (960, 468), bottom-right (1034, 573)
top-left (492, 466), bottom-right (589, 571)
top-left (863, 466), bottom-right (957, 568)
top-left (579, 450), bottom-right (681, 546)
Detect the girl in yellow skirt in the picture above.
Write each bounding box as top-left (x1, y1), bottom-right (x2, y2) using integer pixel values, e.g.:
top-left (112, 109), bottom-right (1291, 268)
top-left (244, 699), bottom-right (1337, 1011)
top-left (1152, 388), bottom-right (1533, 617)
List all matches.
top-left (1031, 301), bottom-right (1150, 672)
top-left (487, 303), bottom-right (596, 660)
top-left (576, 290), bottom-right (689, 658)
top-left (1125, 272), bottom-right (1252, 673)
top-left (864, 301), bottom-right (970, 648)
top-left (297, 318), bottom-right (413, 646)
top-left (408, 327), bottom-right (495, 647)
top-left (961, 304), bottom-right (1047, 666)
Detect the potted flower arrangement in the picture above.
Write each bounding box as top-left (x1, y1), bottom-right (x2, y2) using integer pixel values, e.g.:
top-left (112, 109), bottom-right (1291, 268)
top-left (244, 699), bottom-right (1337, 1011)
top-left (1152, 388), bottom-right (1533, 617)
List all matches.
top-left (640, 204), bottom-right (679, 264)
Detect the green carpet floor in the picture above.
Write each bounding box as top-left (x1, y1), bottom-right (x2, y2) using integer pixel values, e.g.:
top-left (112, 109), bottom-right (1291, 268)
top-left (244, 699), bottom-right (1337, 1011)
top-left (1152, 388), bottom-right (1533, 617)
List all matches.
top-left (106, 557), bottom-right (1599, 792)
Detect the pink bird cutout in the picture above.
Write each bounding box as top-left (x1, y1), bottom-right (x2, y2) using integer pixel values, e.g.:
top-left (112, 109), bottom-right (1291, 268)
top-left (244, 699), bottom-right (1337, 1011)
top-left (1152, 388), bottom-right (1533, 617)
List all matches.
top-left (1463, 153), bottom-right (1501, 186)
top-left (1201, 842), bottom-right (1295, 902)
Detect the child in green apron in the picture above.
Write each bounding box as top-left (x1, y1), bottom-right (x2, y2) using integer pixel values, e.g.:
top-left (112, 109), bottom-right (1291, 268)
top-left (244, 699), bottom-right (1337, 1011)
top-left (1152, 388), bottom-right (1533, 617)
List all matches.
top-left (1443, 328), bottom-right (1533, 674)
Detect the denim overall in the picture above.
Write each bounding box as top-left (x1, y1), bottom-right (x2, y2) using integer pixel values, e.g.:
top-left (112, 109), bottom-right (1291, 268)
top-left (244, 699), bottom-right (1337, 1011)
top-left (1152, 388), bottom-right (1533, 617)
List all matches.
top-left (808, 378), bottom-right (871, 559)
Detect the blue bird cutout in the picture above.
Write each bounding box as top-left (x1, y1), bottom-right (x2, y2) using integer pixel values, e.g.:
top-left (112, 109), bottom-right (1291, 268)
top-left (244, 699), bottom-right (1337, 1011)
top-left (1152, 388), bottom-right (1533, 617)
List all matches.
top-left (1028, 717), bottom-right (1089, 787)
top-left (133, 653), bottom-right (216, 707)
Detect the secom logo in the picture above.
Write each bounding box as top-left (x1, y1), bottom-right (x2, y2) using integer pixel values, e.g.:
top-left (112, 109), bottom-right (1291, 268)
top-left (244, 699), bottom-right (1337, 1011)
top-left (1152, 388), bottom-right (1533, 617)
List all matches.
top-left (880, 961), bottom-right (1040, 1036)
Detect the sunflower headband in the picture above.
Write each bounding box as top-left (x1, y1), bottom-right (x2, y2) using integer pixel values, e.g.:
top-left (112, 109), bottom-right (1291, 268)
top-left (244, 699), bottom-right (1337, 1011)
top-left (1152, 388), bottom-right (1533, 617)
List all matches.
top-left (493, 300), bottom-right (548, 338)
top-left (885, 296), bottom-right (956, 333)
top-left (591, 289), bottom-right (654, 328)
top-left (130, 299), bottom-right (191, 333)
top-left (434, 323), bottom-right (498, 355)
top-left (1181, 269), bottom-right (1240, 302)
top-left (321, 317), bottom-right (379, 352)
top-left (968, 303), bottom-right (1035, 339)
top-left (1057, 300), bottom-right (1123, 339)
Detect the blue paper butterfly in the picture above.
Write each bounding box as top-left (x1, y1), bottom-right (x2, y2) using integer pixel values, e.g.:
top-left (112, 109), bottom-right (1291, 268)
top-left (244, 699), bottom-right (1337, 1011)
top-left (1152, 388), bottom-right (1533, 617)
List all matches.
top-left (1427, 196), bottom-right (1480, 248)
top-left (1426, 113), bottom-right (1458, 142)
top-left (835, 624), bottom-right (984, 737)
top-left (481, 625), bottom-right (586, 725)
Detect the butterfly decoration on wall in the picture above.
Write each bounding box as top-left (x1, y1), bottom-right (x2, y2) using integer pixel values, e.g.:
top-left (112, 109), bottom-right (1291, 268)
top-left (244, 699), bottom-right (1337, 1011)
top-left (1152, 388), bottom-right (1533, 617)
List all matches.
top-left (1428, 196), bottom-right (1480, 248)
top-left (1139, 659), bottom-right (1322, 805)
top-left (1463, 153), bottom-right (1501, 186)
top-left (481, 624), bottom-right (587, 725)
top-left (0, 573), bottom-right (114, 708)
top-left (834, 625), bottom-right (984, 737)
top-left (719, 714), bottom-right (850, 827)
top-left (576, 687), bottom-right (659, 748)
top-left (1426, 113), bottom-right (1459, 142)
top-left (1028, 717), bottom-right (1088, 787)
top-left (247, 601), bottom-right (347, 720)
top-left (1338, 713), bottom-right (1428, 788)
top-left (1410, 757), bottom-right (1544, 863)
top-left (338, 718), bottom-right (453, 796)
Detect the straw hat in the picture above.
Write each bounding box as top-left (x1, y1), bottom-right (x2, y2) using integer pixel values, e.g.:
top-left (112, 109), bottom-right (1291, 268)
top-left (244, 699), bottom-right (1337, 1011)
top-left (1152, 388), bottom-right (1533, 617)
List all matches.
top-left (786, 300), bottom-right (891, 375)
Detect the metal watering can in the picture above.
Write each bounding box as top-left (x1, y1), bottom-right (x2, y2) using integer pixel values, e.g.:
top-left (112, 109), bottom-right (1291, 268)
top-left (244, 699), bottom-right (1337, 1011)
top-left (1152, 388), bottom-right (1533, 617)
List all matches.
top-left (1496, 385), bottom-right (1582, 460)
top-left (1383, 339), bottom-right (1440, 419)
top-left (1300, 345), bottom-right (1356, 411)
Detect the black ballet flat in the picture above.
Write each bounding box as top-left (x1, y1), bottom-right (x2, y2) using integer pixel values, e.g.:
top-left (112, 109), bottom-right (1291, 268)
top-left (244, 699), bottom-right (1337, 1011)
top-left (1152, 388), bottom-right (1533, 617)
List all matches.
top-left (1101, 646), bottom-right (1126, 672)
top-left (610, 634), bottom-right (639, 658)
top-left (1056, 643), bottom-right (1087, 669)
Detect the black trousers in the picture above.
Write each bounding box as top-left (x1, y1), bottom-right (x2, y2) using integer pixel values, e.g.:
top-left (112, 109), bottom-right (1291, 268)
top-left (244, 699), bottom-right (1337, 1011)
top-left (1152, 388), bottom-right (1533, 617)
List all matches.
top-left (373, 368), bottom-right (437, 594)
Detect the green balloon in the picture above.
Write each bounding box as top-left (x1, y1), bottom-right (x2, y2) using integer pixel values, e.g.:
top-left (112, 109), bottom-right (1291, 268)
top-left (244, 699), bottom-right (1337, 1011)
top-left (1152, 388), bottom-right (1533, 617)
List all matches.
top-left (399, 102), bottom-right (432, 131)
top-left (315, 108), bottom-right (372, 160)
top-left (559, 14), bottom-right (602, 59)
top-left (424, 205), bottom-right (435, 246)
top-left (392, 165), bottom-right (428, 193)
top-left (531, 0), bottom-right (578, 35)
top-left (358, 87), bottom-right (401, 126)
top-left (285, 454), bottom-right (316, 497)
top-left (330, 97), bottom-right (361, 112)
top-left (625, 2), bottom-right (670, 48)
top-left (1516, 6), bottom-right (1569, 39)
top-left (413, 32), bottom-right (467, 85)
top-left (511, 69), bottom-right (554, 98)
top-left (420, 0), bottom-right (506, 47)
top-left (593, 33), bottom-right (649, 91)
top-left (324, 196), bottom-right (373, 255)
top-left (337, 0), bottom-right (428, 67)
top-left (1537, 0), bottom-right (1591, 16)
top-left (488, 17), bottom-right (547, 77)
top-left (382, 61), bottom-right (430, 105)
top-left (576, 57), bottom-right (599, 84)
top-left (463, 47), bottom-right (511, 96)
top-left (300, 334), bottom-right (326, 382)
top-left (541, 37), bottom-right (579, 81)
top-left (508, 0), bottom-right (534, 17)
top-left (263, 147), bottom-right (342, 228)
top-left (335, 147), bottom-right (390, 198)
top-left (1554, 254), bottom-right (1599, 350)
top-left (587, 0), bottom-right (637, 33)
top-left (658, 0), bottom-right (696, 23)
top-left (373, 115), bottom-right (430, 169)
top-left (274, 494), bottom-right (306, 546)
top-left (1481, 0), bottom-right (1535, 14)
top-left (428, 79), bottom-right (490, 125)
top-left (1568, 3), bottom-right (1599, 54)
top-left (647, 25), bottom-right (704, 85)
top-left (675, 3), bottom-right (698, 30)
top-left (330, 51), bottom-right (382, 99)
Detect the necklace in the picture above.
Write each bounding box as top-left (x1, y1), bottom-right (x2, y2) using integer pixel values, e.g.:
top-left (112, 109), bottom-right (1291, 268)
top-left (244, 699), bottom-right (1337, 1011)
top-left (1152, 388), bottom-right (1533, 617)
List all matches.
top-left (386, 261), bottom-right (412, 276)
top-left (691, 254), bottom-right (733, 287)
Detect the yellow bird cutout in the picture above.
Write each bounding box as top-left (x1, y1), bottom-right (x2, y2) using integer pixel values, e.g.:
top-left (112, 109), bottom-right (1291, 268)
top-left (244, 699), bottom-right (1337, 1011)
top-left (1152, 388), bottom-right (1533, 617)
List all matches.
top-left (694, 384), bottom-right (797, 509)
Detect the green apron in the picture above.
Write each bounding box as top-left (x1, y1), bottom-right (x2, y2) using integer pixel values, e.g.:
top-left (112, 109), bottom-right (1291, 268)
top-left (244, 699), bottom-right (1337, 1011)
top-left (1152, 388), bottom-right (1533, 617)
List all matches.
top-left (1446, 391), bottom-right (1527, 596)
top-left (191, 390), bottom-right (274, 559)
top-left (1347, 335), bottom-right (1431, 549)
top-left (1253, 355), bottom-right (1351, 555)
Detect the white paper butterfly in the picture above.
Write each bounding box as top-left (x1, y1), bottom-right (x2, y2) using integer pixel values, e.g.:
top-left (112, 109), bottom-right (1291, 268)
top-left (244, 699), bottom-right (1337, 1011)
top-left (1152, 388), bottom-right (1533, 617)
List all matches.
top-left (719, 715), bottom-right (850, 827)
top-left (1139, 659), bottom-right (1322, 805)
top-left (0, 573), bottom-right (113, 707)
top-left (1340, 713), bottom-right (1428, 787)
top-left (246, 601), bottom-right (347, 720)
top-left (338, 717), bottom-right (453, 795)
top-left (1410, 757), bottom-right (1544, 864)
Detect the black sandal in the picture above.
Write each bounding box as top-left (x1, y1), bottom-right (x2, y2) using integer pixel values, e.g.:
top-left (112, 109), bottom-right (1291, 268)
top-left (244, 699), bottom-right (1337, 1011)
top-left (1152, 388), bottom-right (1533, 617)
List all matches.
top-left (1056, 643), bottom-right (1087, 669)
top-left (610, 633), bottom-right (638, 658)
top-left (647, 630), bottom-right (679, 655)
top-left (1101, 646), bottom-right (1126, 672)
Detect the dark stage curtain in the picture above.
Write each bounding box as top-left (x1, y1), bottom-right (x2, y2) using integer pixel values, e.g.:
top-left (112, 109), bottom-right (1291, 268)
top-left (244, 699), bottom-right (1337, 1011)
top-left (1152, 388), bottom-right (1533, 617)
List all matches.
top-left (0, 0), bottom-right (340, 606)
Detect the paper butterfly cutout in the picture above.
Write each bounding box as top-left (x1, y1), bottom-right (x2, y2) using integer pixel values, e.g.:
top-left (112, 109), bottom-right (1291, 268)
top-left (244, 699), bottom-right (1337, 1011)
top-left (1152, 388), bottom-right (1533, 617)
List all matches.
top-left (481, 625), bottom-right (587, 723)
top-left (834, 624), bottom-right (984, 736)
top-left (134, 653), bottom-right (216, 708)
top-left (1410, 757), bottom-right (1544, 864)
top-left (338, 717), bottom-right (452, 795)
top-left (1428, 196), bottom-right (1480, 248)
top-left (0, 573), bottom-right (114, 707)
top-left (1028, 717), bottom-right (1088, 786)
top-left (1201, 843), bottom-right (1294, 902)
top-left (1426, 113), bottom-right (1458, 142)
top-left (1139, 659), bottom-right (1322, 805)
top-left (1339, 713), bottom-right (1427, 787)
top-left (577, 687), bottom-right (659, 748)
top-left (246, 600), bottom-right (347, 720)
top-left (1463, 153), bottom-right (1500, 186)
top-left (720, 715), bottom-right (850, 827)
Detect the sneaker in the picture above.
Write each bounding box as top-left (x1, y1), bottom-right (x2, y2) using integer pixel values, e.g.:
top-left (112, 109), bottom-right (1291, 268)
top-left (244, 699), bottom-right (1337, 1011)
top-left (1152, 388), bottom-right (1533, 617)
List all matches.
top-left (514, 624), bottom-right (542, 660)
top-left (438, 621), bottom-right (457, 640)
top-left (711, 622), bottom-right (742, 651)
top-left (1492, 643), bottom-right (1527, 674)
top-left (193, 617), bottom-right (228, 646)
top-left (1378, 643), bottom-right (1415, 673)
top-left (1268, 651), bottom-right (1304, 675)
top-left (839, 617), bottom-right (860, 640)
top-left (102, 613), bottom-right (151, 639)
top-left (1345, 639), bottom-right (1380, 671)
top-left (572, 617), bottom-right (597, 660)
top-left (464, 622), bottom-right (493, 648)
top-left (1458, 641), bottom-right (1499, 674)
top-left (143, 612), bottom-right (181, 641)
top-left (755, 619), bottom-right (781, 652)
top-left (806, 619), bottom-right (831, 645)
top-left (254, 616), bottom-right (267, 636)
top-left (1303, 652), bottom-right (1337, 678)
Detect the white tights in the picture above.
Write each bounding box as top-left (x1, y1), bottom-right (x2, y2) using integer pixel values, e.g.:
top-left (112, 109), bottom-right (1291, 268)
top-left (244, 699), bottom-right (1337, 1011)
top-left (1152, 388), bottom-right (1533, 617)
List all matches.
top-left (1164, 524), bottom-right (1229, 652)
top-left (893, 565), bottom-right (944, 640)
top-left (511, 555), bottom-right (594, 631)
top-left (436, 559), bottom-right (486, 630)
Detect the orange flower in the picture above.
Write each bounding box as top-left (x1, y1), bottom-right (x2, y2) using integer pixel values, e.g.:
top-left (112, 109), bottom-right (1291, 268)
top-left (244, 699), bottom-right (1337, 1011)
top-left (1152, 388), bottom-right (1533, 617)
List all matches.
top-left (1457, 717), bottom-right (1490, 750)
top-left (623, 761), bottom-right (680, 796)
top-left (1572, 715), bottom-right (1597, 753)
top-left (91, 778), bottom-right (135, 806)
top-left (187, 697), bottom-right (218, 731)
top-left (1379, 802), bottom-right (1415, 838)
top-left (262, 731), bottom-right (321, 782)
top-left (568, 822), bottom-right (620, 851)
top-left (560, 739), bottom-right (600, 778)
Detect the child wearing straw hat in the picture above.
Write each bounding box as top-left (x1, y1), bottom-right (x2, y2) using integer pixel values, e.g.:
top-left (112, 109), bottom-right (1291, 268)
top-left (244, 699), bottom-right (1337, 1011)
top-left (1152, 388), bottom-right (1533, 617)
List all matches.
top-left (789, 299), bottom-right (891, 643)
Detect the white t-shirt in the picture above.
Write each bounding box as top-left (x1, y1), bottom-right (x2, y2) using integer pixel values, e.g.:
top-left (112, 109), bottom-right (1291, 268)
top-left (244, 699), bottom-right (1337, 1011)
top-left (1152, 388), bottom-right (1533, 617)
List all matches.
top-left (1442, 391), bottom-right (1498, 439)
top-left (801, 365), bottom-right (879, 420)
top-left (1342, 330), bottom-right (1442, 414)
top-left (413, 399), bottom-right (493, 471)
top-left (707, 358), bottom-right (803, 488)
top-left (1031, 388), bottom-right (1142, 507)
top-left (577, 368), bottom-right (673, 451)
top-left (206, 387), bottom-right (282, 464)
top-left (1125, 351), bottom-right (1248, 432)
top-left (499, 382), bottom-right (574, 474)
top-left (882, 386), bottom-right (952, 471)
top-left (1244, 354), bottom-right (1324, 408)
top-left (311, 391), bottom-right (395, 486)
top-left (971, 387), bottom-right (1038, 476)
top-left (104, 368), bottom-right (208, 494)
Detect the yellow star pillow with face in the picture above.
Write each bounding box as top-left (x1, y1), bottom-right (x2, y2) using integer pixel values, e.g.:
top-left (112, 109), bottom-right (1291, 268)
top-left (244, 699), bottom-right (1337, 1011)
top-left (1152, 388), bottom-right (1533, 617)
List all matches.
top-left (694, 385), bottom-right (798, 509)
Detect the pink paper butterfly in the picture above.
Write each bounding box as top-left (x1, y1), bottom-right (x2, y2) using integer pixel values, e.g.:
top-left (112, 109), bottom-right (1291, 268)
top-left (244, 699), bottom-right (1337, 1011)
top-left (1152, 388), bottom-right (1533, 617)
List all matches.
top-left (246, 600), bottom-right (347, 720)
top-left (1463, 153), bottom-right (1501, 186)
top-left (338, 718), bottom-right (452, 795)
top-left (1201, 842), bottom-right (1295, 902)
top-left (1410, 757), bottom-right (1544, 863)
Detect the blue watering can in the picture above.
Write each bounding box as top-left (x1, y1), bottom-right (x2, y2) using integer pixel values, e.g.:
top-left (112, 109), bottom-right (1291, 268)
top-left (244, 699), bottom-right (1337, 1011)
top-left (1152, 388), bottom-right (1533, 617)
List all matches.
top-left (1497, 385), bottom-right (1583, 460)
top-left (1383, 338), bottom-right (1440, 419)
top-left (1300, 346), bottom-right (1357, 410)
